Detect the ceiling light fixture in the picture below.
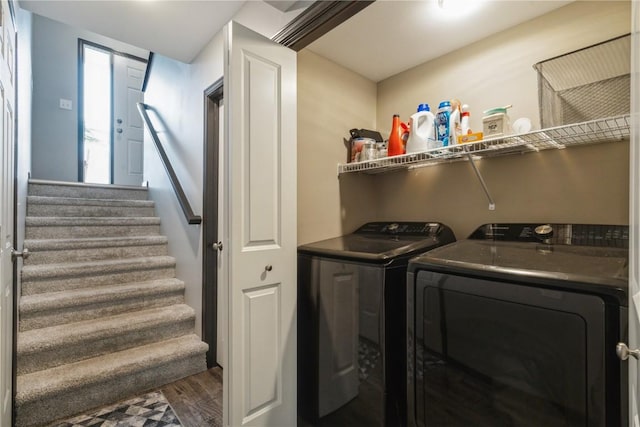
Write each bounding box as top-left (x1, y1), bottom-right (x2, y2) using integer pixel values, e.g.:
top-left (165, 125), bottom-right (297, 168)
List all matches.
top-left (436, 0), bottom-right (484, 19)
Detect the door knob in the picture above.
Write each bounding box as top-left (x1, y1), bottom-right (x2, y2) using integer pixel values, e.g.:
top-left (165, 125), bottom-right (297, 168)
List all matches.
top-left (616, 342), bottom-right (640, 360)
top-left (116, 128), bottom-right (123, 134)
top-left (265, 265), bottom-right (273, 272)
top-left (210, 241), bottom-right (223, 251)
top-left (11, 247), bottom-right (29, 262)
top-left (116, 118), bottom-right (123, 124)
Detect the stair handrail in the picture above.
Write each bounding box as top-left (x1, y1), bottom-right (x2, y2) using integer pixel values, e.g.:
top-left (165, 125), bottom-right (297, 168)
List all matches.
top-left (137, 102), bottom-right (202, 225)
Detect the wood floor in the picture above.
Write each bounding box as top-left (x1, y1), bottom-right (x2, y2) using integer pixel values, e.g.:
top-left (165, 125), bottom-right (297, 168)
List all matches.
top-left (161, 366), bottom-right (223, 427)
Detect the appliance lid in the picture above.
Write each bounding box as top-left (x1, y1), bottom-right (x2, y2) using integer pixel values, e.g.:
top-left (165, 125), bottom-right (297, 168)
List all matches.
top-left (297, 222), bottom-right (455, 262)
top-left (409, 223), bottom-right (629, 304)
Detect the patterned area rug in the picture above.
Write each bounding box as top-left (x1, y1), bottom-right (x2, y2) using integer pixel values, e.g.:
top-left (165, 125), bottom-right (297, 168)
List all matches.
top-left (51, 391), bottom-right (182, 427)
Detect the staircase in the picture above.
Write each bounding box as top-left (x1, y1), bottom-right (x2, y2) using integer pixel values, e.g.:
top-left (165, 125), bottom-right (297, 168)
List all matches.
top-left (15, 180), bottom-right (208, 427)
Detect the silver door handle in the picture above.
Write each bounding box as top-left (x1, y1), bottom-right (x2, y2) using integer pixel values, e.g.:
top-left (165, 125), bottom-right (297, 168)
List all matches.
top-left (617, 342), bottom-right (640, 360)
top-left (116, 128), bottom-right (123, 134)
top-left (210, 241), bottom-right (223, 251)
top-left (11, 247), bottom-right (29, 262)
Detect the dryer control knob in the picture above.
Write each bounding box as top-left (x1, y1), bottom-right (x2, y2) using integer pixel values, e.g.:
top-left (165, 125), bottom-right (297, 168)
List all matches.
top-left (534, 224), bottom-right (553, 240)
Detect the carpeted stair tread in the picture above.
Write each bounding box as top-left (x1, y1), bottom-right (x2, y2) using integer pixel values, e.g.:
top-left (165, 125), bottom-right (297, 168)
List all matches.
top-left (19, 278), bottom-right (185, 331)
top-left (21, 255), bottom-right (175, 281)
top-left (17, 304), bottom-right (197, 374)
top-left (26, 216), bottom-right (160, 226)
top-left (23, 236), bottom-right (169, 265)
top-left (28, 179), bottom-right (149, 201)
top-left (27, 195), bottom-right (155, 207)
top-left (24, 235), bottom-right (168, 251)
top-left (28, 200), bottom-right (155, 218)
top-left (20, 278), bottom-right (184, 312)
top-left (15, 334), bottom-right (208, 404)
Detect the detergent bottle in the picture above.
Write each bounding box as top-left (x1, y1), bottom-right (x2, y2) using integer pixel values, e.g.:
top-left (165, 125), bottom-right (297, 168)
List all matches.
top-left (388, 114), bottom-right (405, 156)
top-left (436, 101), bottom-right (452, 147)
top-left (406, 104), bottom-right (436, 153)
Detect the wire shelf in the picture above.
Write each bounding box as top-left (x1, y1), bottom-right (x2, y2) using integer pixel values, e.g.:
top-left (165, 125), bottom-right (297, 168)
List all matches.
top-left (337, 114), bottom-right (630, 176)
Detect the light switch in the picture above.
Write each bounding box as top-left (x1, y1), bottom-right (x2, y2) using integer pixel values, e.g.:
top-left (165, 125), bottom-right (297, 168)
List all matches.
top-left (59, 99), bottom-right (72, 110)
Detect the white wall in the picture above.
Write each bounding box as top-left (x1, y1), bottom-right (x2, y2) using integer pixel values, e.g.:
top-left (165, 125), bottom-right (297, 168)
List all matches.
top-left (17, 9), bottom-right (33, 252)
top-left (143, 32), bottom-right (224, 338)
top-left (297, 49), bottom-right (378, 245)
top-left (30, 14), bottom-right (148, 182)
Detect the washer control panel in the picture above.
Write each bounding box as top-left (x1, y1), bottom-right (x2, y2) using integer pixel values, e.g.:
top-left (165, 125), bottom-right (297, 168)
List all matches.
top-left (355, 222), bottom-right (443, 236)
top-left (470, 223), bottom-right (629, 248)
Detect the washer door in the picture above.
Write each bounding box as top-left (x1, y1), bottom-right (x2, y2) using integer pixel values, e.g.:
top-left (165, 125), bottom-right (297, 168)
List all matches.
top-left (411, 271), bottom-right (607, 427)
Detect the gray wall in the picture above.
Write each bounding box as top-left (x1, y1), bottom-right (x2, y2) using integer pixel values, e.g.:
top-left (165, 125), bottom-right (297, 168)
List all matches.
top-left (30, 14), bottom-right (148, 182)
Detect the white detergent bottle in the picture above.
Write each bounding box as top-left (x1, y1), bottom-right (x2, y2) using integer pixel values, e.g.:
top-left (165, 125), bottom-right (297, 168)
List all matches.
top-left (406, 104), bottom-right (436, 153)
top-left (449, 106), bottom-right (460, 146)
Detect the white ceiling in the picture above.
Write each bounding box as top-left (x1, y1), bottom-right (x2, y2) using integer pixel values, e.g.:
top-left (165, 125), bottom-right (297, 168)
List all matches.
top-left (307, 0), bottom-right (573, 82)
top-left (18, 0), bottom-right (248, 63)
top-left (18, 0), bottom-right (573, 78)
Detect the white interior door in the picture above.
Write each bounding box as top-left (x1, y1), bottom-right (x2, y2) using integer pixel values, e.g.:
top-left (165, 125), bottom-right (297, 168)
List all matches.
top-left (223, 21), bottom-right (297, 427)
top-left (113, 55), bottom-right (145, 186)
top-left (0, 3), bottom-right (15, 425)
top-left (629, 2), bottom-right (640, 425)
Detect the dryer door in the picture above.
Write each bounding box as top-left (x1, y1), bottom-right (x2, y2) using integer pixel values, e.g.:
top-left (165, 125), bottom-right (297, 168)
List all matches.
top-left (411, 271), bottom-right (607, 427)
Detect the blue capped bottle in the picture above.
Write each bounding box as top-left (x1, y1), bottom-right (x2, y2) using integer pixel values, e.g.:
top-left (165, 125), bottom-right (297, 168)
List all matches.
top-left (436, 101), bottom-right (452, 147)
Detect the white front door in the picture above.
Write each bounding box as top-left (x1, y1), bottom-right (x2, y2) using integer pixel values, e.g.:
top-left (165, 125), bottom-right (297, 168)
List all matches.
top-left (223, 21), bottom-right (297, 427)
top-left (0, 2), bottom-right (15, 425)
top-left (113, 54), bottom-right (145, 186)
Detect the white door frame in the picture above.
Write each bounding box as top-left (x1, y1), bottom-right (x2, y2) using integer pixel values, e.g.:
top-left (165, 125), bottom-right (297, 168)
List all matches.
top-left (628, 1), bottom-right (640, 424)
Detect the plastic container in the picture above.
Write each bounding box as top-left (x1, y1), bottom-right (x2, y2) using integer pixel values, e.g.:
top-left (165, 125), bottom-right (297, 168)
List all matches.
top-left (388, 114), bottom-right (405, 156)
top-left (460, 104), bottom-right (471, 135)
top-left (350, 137), bottom-right (376, 162)
top-left (449, 107), bottom-right (460, 146)
top-left (482, 106), bottom-right (511, 138)
top-left (406, 104), bottom-right (436, 153)
top-left (436, 101), bottom-right (452, 147)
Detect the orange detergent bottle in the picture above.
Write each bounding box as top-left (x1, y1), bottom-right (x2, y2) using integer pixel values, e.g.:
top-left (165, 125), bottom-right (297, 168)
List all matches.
top-left (388, 114), bottom-right (406, 156)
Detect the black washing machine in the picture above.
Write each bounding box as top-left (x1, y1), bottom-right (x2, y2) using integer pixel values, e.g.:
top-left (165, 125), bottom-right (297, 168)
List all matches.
top-left (407, 223), bottom-right (629, 427)
top-left (298, 222), bottom-right (456, 427)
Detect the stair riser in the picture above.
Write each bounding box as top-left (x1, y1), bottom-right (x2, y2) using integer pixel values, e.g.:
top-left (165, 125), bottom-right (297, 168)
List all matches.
top-left (22, 267), bottom-right (175, 296)
top-left (15, 353), bottom-right (206, 427)
top-left (28, 183), bottom-right (148, 201)
top-left (25, 244), bottom-right (168, 265)
top-left (28, 204), bottom-right (155, 217)
top-left (18, 317), bottom-right (195, 375)
top-left (26, 224), bottom-right (161, 239)
top-left (20, 291), bottom-right (184, 332)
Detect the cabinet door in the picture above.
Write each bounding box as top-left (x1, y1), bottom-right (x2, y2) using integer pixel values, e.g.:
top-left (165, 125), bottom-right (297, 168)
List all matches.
top-left (318, 260), bottom-right (359, 417)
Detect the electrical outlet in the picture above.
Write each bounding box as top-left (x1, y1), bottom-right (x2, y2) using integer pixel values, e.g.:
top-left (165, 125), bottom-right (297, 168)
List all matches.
top-left (59, 98), bottom-right (72, 110)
